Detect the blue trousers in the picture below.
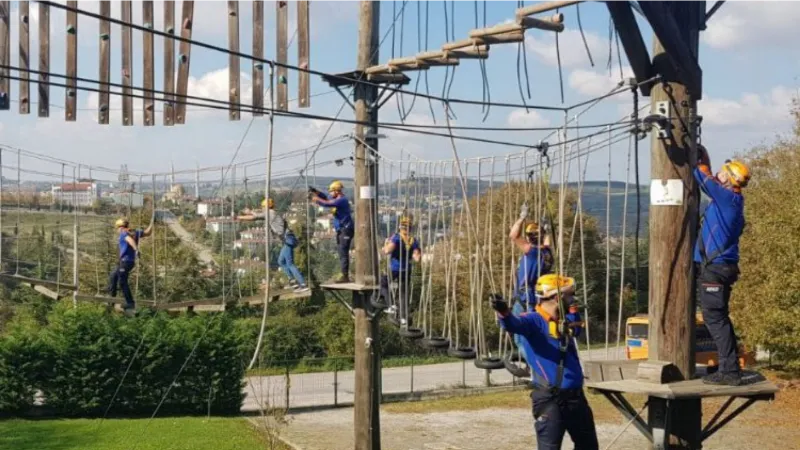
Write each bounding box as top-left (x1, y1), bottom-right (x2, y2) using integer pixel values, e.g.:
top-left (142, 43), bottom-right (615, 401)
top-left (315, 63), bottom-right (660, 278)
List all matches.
top-left (532, 389), bottom-right (598, 450)
top-left (278, 244), bottom-right (305, 285)
top-left (336, 226), bottom-right (354, 275)
top-left (109, 260), bottom-right (136, 309)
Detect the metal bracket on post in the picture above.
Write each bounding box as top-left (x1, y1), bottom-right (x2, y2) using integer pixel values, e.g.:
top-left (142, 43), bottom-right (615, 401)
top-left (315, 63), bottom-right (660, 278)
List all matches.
top-left (332, 85), bottom-right (356, 111)
top-left (643, 100), bottom-right (671, 139)
top-left (375, 83), bottom-right (402, 111)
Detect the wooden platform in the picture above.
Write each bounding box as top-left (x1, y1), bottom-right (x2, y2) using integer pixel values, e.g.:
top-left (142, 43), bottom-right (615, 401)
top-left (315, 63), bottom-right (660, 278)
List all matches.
top-left (0, 272), bottom-right (77, 291)
top-left (320, 70), bottom-right (411, 88)
top-left (586, 376), bottom-right (778, 400)
top-left (73, 294), bottom-right (155, 307)
top-left (157, 289), bottom-right (312, 311)
top-left (320, 282), bottom-right (379, 292)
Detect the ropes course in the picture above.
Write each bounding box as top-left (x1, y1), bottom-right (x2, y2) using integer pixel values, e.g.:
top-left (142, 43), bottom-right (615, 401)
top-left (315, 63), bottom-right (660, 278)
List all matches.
top-left (0, 1), bottom-right (780, 449)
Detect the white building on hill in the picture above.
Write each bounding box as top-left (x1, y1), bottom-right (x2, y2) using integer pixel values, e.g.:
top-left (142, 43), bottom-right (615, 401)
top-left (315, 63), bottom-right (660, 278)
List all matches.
top-left (52, 182), bottom-right (100, 207)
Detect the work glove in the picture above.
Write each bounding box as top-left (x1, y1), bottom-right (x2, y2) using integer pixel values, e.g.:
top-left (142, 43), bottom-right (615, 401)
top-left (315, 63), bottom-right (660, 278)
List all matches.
top-left (489, 294), bottom-right (509, 315)
top-left (519, 203), bottom-right (529, 221)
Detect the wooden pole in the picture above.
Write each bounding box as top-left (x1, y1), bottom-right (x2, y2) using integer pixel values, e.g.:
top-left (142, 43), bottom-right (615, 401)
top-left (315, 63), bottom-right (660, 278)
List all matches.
top-left (65, 1), bottom-right (77, 121)
top-left (163, 0), bottom-right (175, 126)
top-left (121, 1), bottom-right (133, 126)
top-left (98, 1), bottom-right (110, 124)
top-left (297, 0), bottom-right (310, 108)
top-left (37, 2), bottom-right (49, 118)
top-left (0, 1), bottom-right (9, 111)
top-left (647, 3), bottom-right (703, 448)
top-left (251, 0), bottom-right (264, 116)
top-left (18, 1), bottom-right (30, 114)
top-left (228, 1), bottom-right (240, 121)
top-left (143, 1), bottom-right (155, 126)
top-left (275, 0), bottom-right (288, 111)
top-left (353, 2), bottom-right (381, 449)
top-left (175, 1), bottom-right (194, 124)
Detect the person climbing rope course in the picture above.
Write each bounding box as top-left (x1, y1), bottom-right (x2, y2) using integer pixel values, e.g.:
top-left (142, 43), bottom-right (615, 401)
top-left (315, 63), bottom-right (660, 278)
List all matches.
top-left (110, 218), bottom-right (153, 316)
top-left (491, 275), bottom-right (596, 450)
top-left (381, 215), bottom-right (422, 328)
top-left (693, 144), bottom-right (752, 386)
top-left (238, 198), bottom-right (309, 293)
top-left (310, 180), bottom-right (353, 283)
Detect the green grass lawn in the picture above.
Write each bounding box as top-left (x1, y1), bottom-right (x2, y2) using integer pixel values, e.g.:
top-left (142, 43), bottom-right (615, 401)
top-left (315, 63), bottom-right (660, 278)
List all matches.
top-left (0, 417), bottom-right (285, 450)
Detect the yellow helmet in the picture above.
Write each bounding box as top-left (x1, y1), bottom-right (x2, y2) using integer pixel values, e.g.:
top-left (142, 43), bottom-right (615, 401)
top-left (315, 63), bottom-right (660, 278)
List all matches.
top-left (399, 215), bottom-right (413, 227)
top-left (328, 180), bottom-right (344, 192)
top-left (721, 160), bottom-right (751, 188)
top-left (262, 198), bottom-right (274, 209)
top-left (524, 222), bottom-right (539, 235)
top-left (114, 218), bottom-right (129, 228)
top-left (535, 274), bottom-right (575, 299)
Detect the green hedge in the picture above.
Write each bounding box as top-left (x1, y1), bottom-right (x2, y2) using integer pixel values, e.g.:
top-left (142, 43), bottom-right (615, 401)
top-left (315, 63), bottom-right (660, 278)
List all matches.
top-left (0, 304), bottom-right (247, 417)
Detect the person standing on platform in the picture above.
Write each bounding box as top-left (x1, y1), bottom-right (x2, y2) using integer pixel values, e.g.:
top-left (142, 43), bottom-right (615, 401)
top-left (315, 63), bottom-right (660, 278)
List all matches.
top-left (693, 145), bottom-right (751, 386)
top-left (109, 218), bottom-right (153, 316)
top-left (381, 215), bottom-right (421, 327)
top-left (310, 180), bottom-right (354, 283)
top-left (491, 274), bottom-right (597, 450)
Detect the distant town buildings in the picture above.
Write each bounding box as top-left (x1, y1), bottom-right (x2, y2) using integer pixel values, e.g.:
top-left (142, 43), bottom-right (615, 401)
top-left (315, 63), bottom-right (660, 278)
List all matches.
top-left (51, 182), bottom-right (100, 207)
top-left (197, 199), bottom-right (224, 217)
top-left (205, 217), bottom-right (237, 235)
top-left (106, 191), bottom-right (144, 208)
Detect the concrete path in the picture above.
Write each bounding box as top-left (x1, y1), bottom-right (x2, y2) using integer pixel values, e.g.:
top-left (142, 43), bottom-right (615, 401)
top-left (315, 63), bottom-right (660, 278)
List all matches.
top-left (242, 346), bottom-right (625, 412)
top-left (158, 210), bottom-right (216, 266)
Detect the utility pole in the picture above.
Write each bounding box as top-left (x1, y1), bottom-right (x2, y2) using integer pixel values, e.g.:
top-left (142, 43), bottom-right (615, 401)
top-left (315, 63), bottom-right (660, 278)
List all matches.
top-left (353, 2), bottom-right (381, 450)
top-left (647, 2), bottom-right (703, 448)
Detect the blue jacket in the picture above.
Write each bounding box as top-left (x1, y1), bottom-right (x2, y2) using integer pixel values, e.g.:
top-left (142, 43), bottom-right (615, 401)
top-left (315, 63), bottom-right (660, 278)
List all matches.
top-left (516, 246), bottom-right (553, 303)
top-left (119, 229), bottom-right (143, 263)
top-left (565, 311), bottom-right (583, 338)
top-left (499, 306), bottom-right (584, 390)
top-left (317, 193), bottom-right (353, 231)
top-left (693, 165), bottom-right (745, 265)
top-left (389, 233), bottom-right (419, 273)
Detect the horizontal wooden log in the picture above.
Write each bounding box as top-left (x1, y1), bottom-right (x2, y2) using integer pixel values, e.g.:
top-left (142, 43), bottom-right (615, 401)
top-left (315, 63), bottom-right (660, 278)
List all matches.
top-left (367, 73), bottom-right (410, 84)
top-left (387, 55), bottom-right (419, 66)
top-left (637, 360), bottom-right (684, 384)
top-left (364, 64), bottom-right (395, 75)
top-left (420, 56), bottom-right (459, 67)
top-left (442, 37), bottom-right (482, 51)
top-left (416, 50), bottom-right (445, 60)
top-left (583, 359), bottom-right (641, 382)
top-left (516, 0), bottom-right (582, 18)
top-left (480, 30), bottom-right (525, 45)
top-left (445, 46), bottom-right (489, 59)
top-left (518, 14), bottom-right (565, 32)
top-left (470, 22), bottom-right (523, 39)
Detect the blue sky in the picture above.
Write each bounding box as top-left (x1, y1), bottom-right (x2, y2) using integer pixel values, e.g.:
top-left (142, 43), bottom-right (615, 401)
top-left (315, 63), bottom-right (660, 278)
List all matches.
top-left (0, 1), bottom-right (798, 188)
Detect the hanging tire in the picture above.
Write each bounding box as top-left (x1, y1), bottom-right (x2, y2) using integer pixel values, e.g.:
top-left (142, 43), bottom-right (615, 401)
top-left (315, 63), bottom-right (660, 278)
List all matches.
top-left (399, 327), bottom-right (424, 340)
top-left (474, 356), bottom-right (505, 370)
top-left (447, 346), bottom-right (476, 360)
top-left (421, 336), bottom-right (450, 349)
top-left (369, 292), bottom-right (389, 310)
top-left (504, 358), bottom-right (531, 378)
top-left (507, 350), bottom-right (523, 362)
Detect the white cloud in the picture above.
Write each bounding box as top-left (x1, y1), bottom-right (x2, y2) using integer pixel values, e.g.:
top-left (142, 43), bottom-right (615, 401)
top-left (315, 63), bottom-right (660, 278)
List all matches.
top-left (568, 66), bottom-right (634, 98)
top-left (526, 30), bottom-right (606, 69)
top-left (703, 2), bottom-right (800, 50)
top-left (699, 86), bottom-right (796, 129)
top-left (507, 109), bottom-right (549, 127)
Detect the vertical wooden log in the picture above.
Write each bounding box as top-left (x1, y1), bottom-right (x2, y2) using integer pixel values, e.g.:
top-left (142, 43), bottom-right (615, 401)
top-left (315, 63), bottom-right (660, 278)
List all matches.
top-left (275, 0), bottom-right (288, 111)
top-left (297, 0), bottom-right (310, 108)
top-left (18, 1), bottom-right (30, 114)
top-left (121, 1), bottom-right (133, 126)
top-left (98, 1), bottom-right (110, 124)
top-left (228, 1), bottom-right (240, 120)
top-left (252, 0), bottom-right (263, 116)
top-left (0, 1), bottom-right (11, 111)
top-left (163, 0), bottom-right (175, 126)
top-left (175, 1), bottom-right (194, 124)
top-left (65, 1), bottom-right (78, 121)
top-left (143, 1), bottom-right (154, 126)
top-left (37, 2), bottom-right (49, 118)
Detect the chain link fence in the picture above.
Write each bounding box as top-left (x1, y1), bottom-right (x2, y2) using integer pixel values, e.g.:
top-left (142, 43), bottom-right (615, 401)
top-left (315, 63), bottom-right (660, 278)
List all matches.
top-left (243, 356), bottom-right (525, 412)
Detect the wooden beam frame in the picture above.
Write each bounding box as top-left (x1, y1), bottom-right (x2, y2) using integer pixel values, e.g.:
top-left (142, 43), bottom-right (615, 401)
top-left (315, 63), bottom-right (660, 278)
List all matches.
top-left (142, 1), bottom-right (155, 126)
top-left (252, 0), bottom-right (264, 116)
top-left (17, 1), bottom-right (30, 114)
top-left (516, 0), bottom-right (582, 19)
top-left (98, 1), bottom-right (110, 124)
top-left (637, 1), bottom-right (703, 99)
top-left (228, 1), bottom-right (240, 120)
top-left (163, 0), bottom-right (175, 125)
top-left (607, 1), bottom-right (654, 97)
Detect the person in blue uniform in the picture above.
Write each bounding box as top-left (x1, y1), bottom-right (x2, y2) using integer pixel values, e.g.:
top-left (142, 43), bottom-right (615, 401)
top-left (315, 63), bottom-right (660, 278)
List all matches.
top-left (381, 215), bottom-right (421, 327)
top-left (109, 218), bottom-right (153, 315)
top-left (693, 145), bottom-right (752, 386)
top-left (491, 274), bottom-right (597, 450)
top-left (509, 203), bottom-right (554, 308)
top-left (310, 180), bottom-right (353, 283)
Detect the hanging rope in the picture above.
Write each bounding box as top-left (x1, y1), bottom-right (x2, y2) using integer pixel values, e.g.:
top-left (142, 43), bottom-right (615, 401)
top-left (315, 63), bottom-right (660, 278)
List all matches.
top-left (555, 8), bottom-right (564, 104)
top-left (632, 87), bottom-right (642, 312)
top-left (604, 125), bottom-right (612, 359)
top-left (615, 134), bottom-right (633, 358)
top-left (575, 2), bottom-right (595, 67)
top-left (422, 0), bottom-right (436, 124)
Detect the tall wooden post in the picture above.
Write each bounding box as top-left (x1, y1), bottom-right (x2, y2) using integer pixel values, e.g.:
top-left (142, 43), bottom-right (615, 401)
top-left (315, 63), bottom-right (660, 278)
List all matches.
top-left (647, 2), bottom-right (703, 448)
top-left (353, 2), bottom-right (380, 450)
